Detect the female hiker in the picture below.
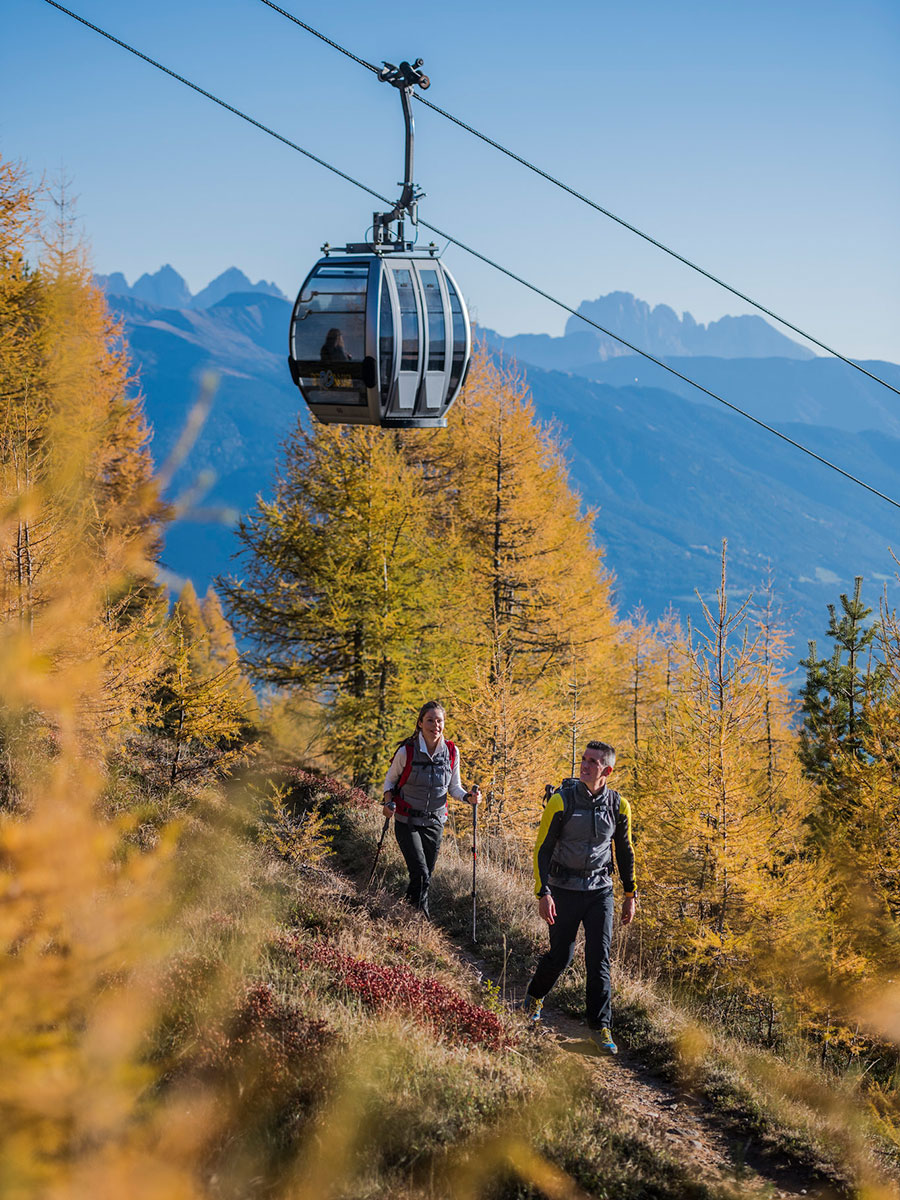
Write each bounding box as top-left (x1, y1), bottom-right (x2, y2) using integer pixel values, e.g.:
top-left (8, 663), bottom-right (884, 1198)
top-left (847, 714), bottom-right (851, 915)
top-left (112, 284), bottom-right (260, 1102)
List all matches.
top-left (381, 700), bottom-right (480, 918)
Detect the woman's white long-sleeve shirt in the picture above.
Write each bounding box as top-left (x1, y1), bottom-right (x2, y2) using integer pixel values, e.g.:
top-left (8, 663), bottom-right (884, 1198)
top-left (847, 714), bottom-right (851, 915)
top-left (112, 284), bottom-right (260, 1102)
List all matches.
top-left (381, 733), bottom-right (468, 800)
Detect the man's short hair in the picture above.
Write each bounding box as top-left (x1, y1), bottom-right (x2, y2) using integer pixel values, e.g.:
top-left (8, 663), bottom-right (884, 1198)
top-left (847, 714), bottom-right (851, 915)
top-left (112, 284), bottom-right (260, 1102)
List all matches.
top-left (586, 740), bottom-right (616, 769)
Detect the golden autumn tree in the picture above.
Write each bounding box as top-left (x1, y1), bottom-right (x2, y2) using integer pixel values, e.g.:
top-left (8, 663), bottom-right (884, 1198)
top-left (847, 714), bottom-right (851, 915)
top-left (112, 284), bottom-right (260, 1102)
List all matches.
top-left (0, 162), bottom-right (166, 752)
top-left (633, 546), bottom-right (811, 1013)
top-left (617, 610), bottom-right (700, 966)
top-left (410, 349), bottom-right (627, 837)
top-left (618, 605), bottom-right (672, 794)
top-left (0, 157), bottom-right (224, 1197)
top-left (201, 584), bottom-right (258, 722)
top-left (147, 583), bottom-right (252, 785)
top-left (223, 421), bottom-right (455, 789)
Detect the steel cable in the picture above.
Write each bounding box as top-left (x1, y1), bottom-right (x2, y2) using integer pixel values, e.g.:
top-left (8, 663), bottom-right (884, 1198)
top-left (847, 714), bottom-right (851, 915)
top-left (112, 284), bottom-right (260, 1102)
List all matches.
top-left (257, 1), bottom-right (900, 401)
top-left (40, 0), bottom-right (900, 512)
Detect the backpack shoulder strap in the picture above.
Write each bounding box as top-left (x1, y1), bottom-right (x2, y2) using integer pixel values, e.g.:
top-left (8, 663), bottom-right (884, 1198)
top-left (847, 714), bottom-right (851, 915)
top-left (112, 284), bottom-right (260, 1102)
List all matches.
top-left (445, 739), bottom-right (457, 770)
top-left (395, 737), bottom-right (417, 792)
top-left (557, 778), bottom-right (579, 828)
top-left (607, 789), bottom-right (621, 876)
top-left (608, 788), bottom-right (621, 821)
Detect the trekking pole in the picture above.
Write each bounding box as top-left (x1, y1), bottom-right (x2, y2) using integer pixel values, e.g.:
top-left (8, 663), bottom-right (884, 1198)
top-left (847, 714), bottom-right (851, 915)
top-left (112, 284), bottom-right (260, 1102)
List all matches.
top-left (366, 802), bottom-right (394, 890)
top-left (471, 798), bottom-right (477, 943)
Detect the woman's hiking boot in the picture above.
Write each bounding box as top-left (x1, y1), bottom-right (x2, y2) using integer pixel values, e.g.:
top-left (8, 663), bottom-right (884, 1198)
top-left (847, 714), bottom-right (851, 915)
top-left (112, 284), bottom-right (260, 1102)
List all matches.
top-left (520, 994), bottom-right (543, 1023)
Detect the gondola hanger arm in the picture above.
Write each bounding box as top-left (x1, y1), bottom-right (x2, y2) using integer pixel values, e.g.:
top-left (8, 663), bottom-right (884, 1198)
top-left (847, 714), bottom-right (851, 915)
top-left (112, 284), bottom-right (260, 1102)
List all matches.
top-left (372, 57), bottom-right (430, 247)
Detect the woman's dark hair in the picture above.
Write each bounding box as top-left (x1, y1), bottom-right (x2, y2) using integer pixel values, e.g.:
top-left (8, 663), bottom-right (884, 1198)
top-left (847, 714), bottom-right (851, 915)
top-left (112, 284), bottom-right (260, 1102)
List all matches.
top-left (414, 699), bottom-right (445, 738)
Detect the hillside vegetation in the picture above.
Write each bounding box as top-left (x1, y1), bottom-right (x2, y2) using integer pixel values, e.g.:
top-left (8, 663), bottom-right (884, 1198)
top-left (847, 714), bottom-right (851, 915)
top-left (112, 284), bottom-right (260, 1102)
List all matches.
top-left (3, 152), bottom-right (900, 1198)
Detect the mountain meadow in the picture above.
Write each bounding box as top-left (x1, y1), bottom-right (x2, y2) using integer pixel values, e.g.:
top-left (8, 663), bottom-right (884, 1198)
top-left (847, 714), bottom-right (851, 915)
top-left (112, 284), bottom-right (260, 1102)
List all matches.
top-left (4, 154), bottom-right (900, 1199)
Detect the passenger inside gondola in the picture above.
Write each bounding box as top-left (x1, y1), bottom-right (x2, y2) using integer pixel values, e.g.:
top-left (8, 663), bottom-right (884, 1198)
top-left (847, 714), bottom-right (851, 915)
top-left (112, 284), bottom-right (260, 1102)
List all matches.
top-left (320, 327), bottom-right (351, 362)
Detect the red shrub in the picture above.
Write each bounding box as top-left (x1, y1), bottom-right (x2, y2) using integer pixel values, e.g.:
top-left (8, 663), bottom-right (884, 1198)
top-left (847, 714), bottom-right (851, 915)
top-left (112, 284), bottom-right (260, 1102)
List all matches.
top-left (276, 765), bottom-right (370, 812)
top-left (158, 962), bottom-right (334, 1101)
top-left (285, 937), bottom-right (513, 1051)
top-left (223, 982), bottom-right (334, 1090)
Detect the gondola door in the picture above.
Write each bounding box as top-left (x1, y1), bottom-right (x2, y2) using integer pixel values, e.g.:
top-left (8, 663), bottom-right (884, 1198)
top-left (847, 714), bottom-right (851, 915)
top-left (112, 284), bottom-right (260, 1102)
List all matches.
top-left (416, 263), bottom-right (450, 421)
top-left (382, 263), bottom-right (424, 421)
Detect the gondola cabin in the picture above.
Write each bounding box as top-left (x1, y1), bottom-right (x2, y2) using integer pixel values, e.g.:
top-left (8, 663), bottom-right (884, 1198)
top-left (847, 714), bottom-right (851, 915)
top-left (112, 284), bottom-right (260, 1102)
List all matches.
top-left (288, 252), bottom-right (471, 428)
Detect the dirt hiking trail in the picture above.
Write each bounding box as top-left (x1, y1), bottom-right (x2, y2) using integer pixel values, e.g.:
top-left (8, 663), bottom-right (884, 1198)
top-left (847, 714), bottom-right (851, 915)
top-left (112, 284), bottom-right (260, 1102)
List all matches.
top-left (455, 940), bottom-right (844, 1200)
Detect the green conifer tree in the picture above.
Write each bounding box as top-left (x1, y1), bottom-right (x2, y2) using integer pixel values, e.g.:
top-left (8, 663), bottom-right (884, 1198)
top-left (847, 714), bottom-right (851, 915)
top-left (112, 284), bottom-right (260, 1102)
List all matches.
top-left (799, 577), bottom-right (887, 820)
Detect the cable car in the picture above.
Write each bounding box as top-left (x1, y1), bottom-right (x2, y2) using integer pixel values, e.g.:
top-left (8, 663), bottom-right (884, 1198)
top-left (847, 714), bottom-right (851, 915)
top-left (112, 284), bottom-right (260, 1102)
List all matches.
top-left (288, 60), bottom-right (471, 429)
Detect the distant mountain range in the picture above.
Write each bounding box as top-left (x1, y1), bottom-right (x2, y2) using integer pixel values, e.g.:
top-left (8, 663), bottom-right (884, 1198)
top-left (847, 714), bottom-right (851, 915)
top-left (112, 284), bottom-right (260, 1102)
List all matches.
top-left (95, 264), bottom-right (287, 310)
top-left (101, 276), bottom-right (900, 665)
top-left (483, 291), bottom-right (815, 365)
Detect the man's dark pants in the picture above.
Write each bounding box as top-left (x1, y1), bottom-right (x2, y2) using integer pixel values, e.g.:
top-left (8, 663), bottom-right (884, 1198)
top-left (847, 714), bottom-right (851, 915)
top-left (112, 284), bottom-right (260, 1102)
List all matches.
top-left (527, 885), bottom-right (615, 1029)
top-left (394, 818), bottom-right (443, 917)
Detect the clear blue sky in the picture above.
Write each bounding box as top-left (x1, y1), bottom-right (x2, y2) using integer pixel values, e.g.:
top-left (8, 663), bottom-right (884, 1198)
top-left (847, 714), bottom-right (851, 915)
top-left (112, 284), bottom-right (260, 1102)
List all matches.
top-left (3, 0), bottom-right (898, 362)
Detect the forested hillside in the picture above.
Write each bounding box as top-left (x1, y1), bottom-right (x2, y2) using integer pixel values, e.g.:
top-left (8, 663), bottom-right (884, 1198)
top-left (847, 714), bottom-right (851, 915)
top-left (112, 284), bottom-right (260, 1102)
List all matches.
top-left (4, 154), bottom-right (900, 1198)
top-left (99, 284), bottom-right (900, 659)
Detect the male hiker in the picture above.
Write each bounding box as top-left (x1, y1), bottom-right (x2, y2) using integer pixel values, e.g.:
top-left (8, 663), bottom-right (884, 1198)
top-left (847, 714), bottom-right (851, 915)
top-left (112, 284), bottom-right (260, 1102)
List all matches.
top-left (522, 741), bottom-right (636, 1054)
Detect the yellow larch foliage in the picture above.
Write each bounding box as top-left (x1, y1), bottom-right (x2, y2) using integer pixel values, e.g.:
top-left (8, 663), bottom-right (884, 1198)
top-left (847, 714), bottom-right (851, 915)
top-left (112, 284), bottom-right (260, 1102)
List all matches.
top-left (0, 162), bottom-right (166, 747)
top-left (225, 419), bottom-right (454, 789)
top-left (0, 160), bottom-right (220, 1198)
top-left (413, 347), bottom-right (627, 840)
top-left (631, 546), bottom-right (813, 1003)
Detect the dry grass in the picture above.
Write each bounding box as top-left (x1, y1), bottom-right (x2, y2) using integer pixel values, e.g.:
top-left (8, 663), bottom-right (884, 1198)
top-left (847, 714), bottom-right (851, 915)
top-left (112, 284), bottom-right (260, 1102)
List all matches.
top-left (243, 840), bottom-right (745, 1200)
top-left (333, 803), bottom-right (900, 1198)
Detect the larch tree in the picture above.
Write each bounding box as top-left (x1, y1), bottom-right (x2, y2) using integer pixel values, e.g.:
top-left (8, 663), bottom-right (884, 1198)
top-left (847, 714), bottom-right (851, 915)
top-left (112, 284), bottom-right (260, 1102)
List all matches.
top-left (0, 159), bottom-right (166, 757)
top-left (619, 605), bottom-right (670, 794)
top-left (0, 160), bottom-right (214, 1193)
top-left (223, 421), bottom-right (453, 790)
top-left (0, 159), bottom-right (50, 633)
top-left (636, 545), bottom-right (808, 1004)
top-left (201, 584), bottom-right (258, 723)
top-left (627, 622), bottom-right (700, 953)
top-left (148, 584), bottom-right (251, 785)
top-left (410, 348), bottom-right (626, 837)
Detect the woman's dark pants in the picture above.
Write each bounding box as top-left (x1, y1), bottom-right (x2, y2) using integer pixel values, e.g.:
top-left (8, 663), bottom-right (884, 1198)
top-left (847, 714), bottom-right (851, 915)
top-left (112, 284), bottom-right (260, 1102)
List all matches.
top-left (394, 818), bottom-right (443, 918)
top-left (527, 885), bottom-right (615, 1029)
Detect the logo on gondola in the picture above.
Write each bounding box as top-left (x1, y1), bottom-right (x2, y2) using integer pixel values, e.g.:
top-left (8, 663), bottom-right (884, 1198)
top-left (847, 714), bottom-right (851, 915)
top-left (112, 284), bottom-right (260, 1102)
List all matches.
top-left (319, 369), bottom-right (336, 388)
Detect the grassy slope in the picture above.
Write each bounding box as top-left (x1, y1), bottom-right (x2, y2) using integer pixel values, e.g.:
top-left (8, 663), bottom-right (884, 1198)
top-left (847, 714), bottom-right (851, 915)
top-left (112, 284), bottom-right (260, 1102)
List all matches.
top-left (331, 801), bottom-right (900, 1198)
top-left (162, 774), bottom-right (900, 1199)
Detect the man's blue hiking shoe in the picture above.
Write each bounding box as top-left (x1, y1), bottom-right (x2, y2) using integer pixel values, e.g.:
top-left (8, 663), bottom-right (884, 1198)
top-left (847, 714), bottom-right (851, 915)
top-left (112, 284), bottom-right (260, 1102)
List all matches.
top-left (590, 1027), bottom-right (618, 1055)
top-left (520, 994), bottom-right (543, 1023)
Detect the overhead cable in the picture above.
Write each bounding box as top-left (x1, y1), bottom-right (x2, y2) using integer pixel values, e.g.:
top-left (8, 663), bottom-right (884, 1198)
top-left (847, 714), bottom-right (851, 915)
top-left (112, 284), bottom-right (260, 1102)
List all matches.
top-left (258, 0), bottom-right (900, 402)
top-left (40, 0), bottom-right (900, 513)
top-left (256, 0), bottom-right (381, 76)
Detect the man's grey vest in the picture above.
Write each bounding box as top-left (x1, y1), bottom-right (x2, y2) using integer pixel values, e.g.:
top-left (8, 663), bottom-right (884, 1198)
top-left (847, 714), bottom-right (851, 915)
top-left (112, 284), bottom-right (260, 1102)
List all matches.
top-left (548, 778), bottom-right (619, 891)
top-left (397, 739), bottom-right (454, 825)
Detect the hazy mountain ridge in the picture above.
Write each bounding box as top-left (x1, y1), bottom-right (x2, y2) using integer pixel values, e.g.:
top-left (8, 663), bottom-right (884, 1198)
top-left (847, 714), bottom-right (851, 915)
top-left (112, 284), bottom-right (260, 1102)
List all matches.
top-left (106, 288), bottom-right (900, 657)
top-left (95, 264), bottom-right (287, 310)
top-left (483, 289), bottom-right (814, 366)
